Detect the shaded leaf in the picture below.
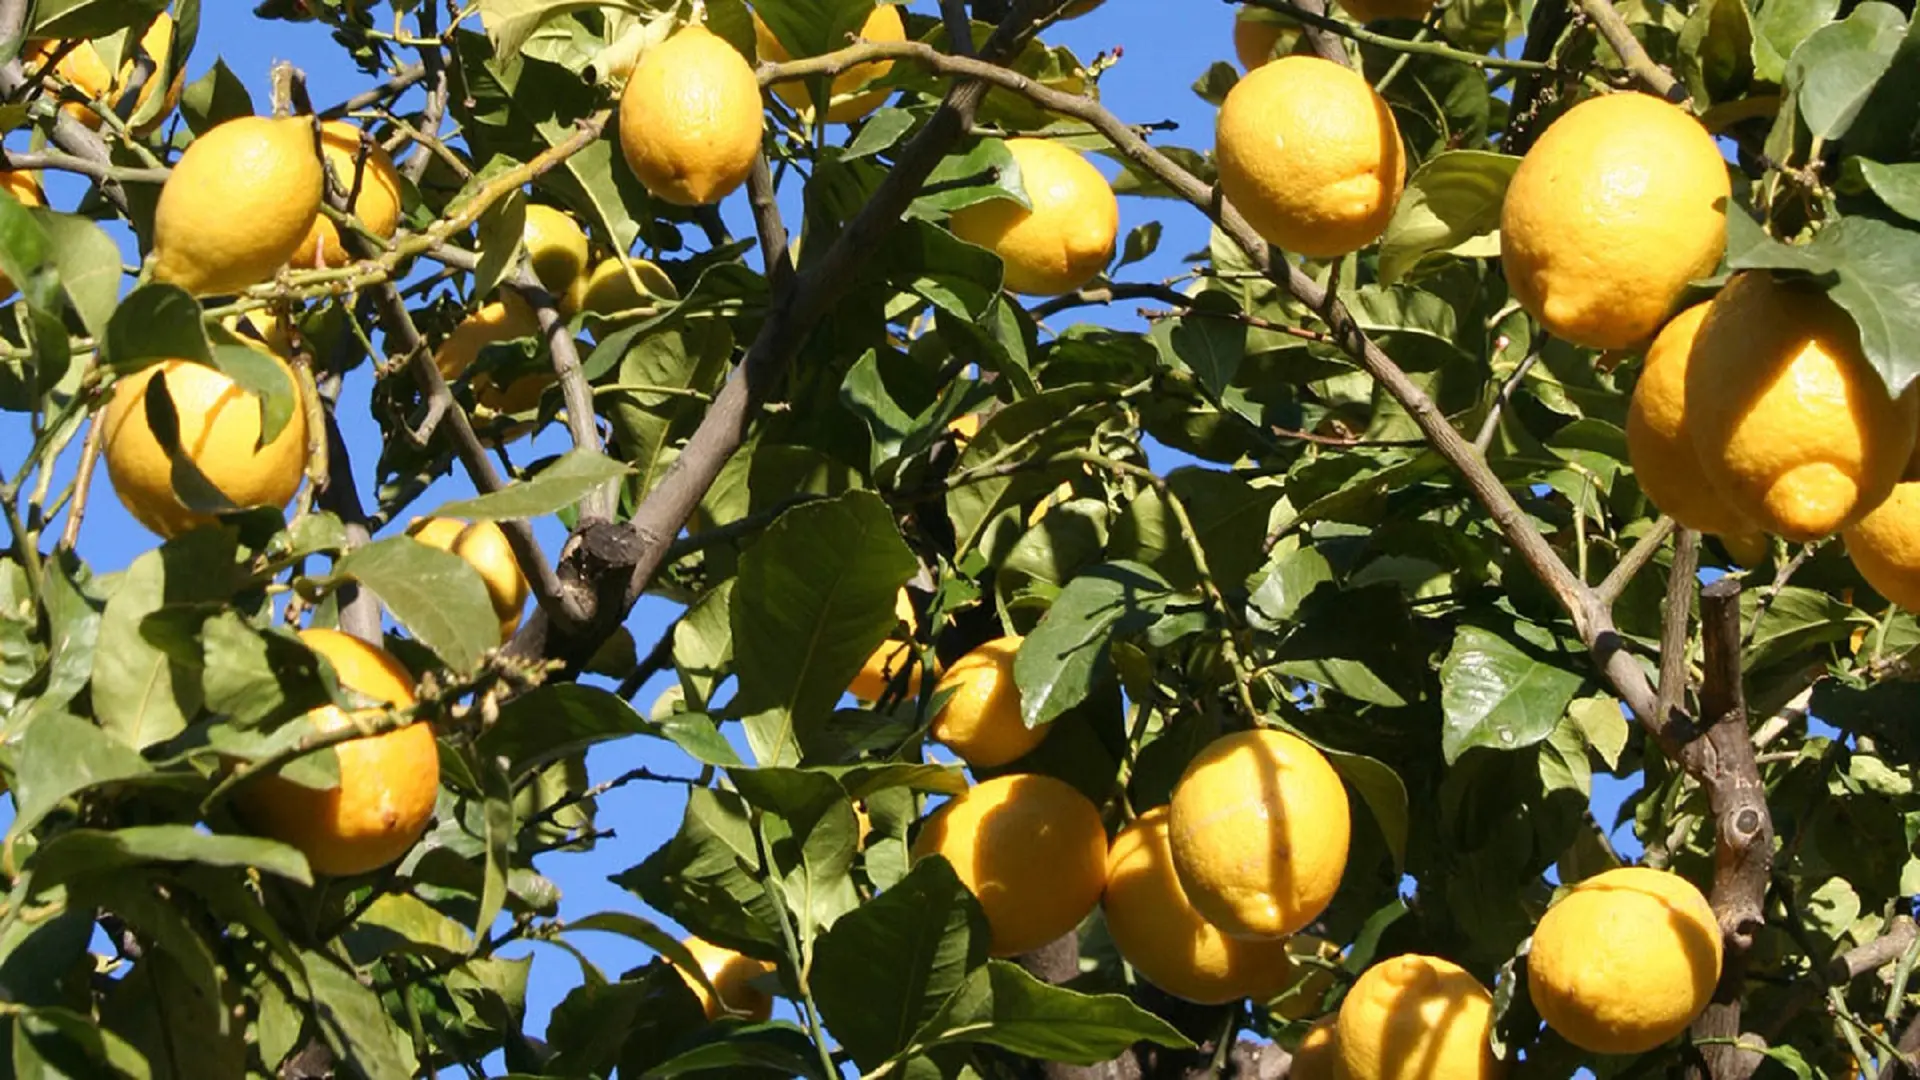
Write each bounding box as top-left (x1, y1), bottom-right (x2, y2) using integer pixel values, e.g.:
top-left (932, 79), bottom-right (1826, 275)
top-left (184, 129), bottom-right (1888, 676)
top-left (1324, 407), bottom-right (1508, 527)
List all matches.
top-left (333, 537), bottom-right (499, 673)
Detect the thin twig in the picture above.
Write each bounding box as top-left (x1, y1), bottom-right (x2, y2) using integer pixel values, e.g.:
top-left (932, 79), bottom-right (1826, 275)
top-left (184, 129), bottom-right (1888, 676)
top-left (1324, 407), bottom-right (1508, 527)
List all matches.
top-left (320, 62), bottom-right (428, 119)
top-left (55, 418), bottom-right (100, 552)
top-left (1651, 528), bottom-right (1699, 744)
top-left (1742, 541), bottom-right (1821, 650)
top-left (506, 268), bottom-right (611, 523)
top-left (1472, 350), bottom-right (1539, 453)
top-left (1596, 516), bottom-right (1675, 606)
top-left (1238, 0), bottom-right (1553, 72)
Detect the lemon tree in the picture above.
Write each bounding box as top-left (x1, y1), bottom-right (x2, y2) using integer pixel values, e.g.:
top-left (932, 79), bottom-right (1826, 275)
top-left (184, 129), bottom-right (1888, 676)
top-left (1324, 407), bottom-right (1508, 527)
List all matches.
top-left (0, 0), bottom-right (1917, 1077)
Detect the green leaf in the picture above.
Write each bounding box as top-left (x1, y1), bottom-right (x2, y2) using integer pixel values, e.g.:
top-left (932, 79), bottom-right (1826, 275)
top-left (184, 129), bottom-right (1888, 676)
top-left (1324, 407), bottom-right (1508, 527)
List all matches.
top-left (1439, 625), bottom-right (1586, 764)
top-left (1152, 291), bottom-right (1245, 398)
top-left (35, 553), bottom-right (102, 711)
top-left (1378, 150), bottom-right (1518, 284)
top-left (28, 0), bottom-right (168, 38)
top-left (202, 340), bottom-right (297, 447)
top-left (1677, 0), bottom-right (1753, 105)
top-left (1785, 1), bottom-right (1908, 139)
top-left (13, 1006), bottom-right (153, 1080)
top-left (845, 107), bottom-right (916, 160)
top-left (304, 950), bottom-right (421, 1080)
top-left (200, 613), bottom-right (332, 728)
top-left (344, 893), bottom-right (476, 964)
top-left (1015, 561), bottom-right (1175, 729)
top-left (911, 138), bottom-right (1028, 216)
top-left (103, 284), bottom-right (208, 373)
top-left (1116, 221), bottom-right (1161, 271)
top-left (333, 537), bottom-right (499, 673)
top-left (729, 766), bottom-right (861, 935)
top-left (7, 710), bottom-right (152, 840)
top-left (902, 961), bottom-right (1191, 1064)
top-left (433, 449), bottom-right (631, 520)
top-left (1743, 585), bottom-right (1857, 673)
top-left (475, 756), bottom-right (515, 939)
top-left (753, 0), bottom-right (877, 61)
top-left (614, 787), bottom-right (789, 953)
top-left (1846, 157), bottom-right (1920, 224)
top-left (1321, 748), bottom-right (1410, 872)
top-left (33, 210), bottom-right (121, 339)
top-left (1752, 0), bottom-right (1840, 83)
top-left (732, 491), bottom-right (916, 766)
top-left (813, 856), bottom-right (989, 1070)
top-left (473, 188), bottom-right (526, 302)
top-left (890, 219), bottom-right (1004, 321)
top-left (945, 385), bottom-right (1115, 558)
top-left (179, 57), bottom-right (255, 135)
top-left (29, 825), bottom-right (312, 890)
top-left (478, 683), bottom-right (658, 777)
top-left (645, 1024), bottom-right (830, 1079)
top-left (1726, 216), bottom-right (1920, 394)
top-left (549, 964), bottom-right (705, 1078)
top-left (1568, 694), bottom-right (1630, 769)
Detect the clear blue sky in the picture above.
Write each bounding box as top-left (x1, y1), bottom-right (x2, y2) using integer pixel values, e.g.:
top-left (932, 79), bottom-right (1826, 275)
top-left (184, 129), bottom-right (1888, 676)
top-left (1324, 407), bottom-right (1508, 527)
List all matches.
top-left (0, 1), bottom-right (1662, 1065)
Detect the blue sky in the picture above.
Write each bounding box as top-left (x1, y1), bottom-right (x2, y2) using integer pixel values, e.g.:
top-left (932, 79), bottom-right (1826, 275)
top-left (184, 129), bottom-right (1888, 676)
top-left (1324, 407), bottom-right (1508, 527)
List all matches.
top-left (0, 0), bottom-right (1670, 1065)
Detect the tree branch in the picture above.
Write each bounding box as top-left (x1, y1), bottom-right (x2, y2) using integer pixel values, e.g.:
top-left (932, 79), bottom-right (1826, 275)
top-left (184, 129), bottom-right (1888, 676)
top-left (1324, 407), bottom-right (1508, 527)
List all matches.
top-left (1575, 0), bottom-right (1685, 101)
top-left (1596, 516), bottom-right (1674, 606)
top-left (1237, 0), bottom-right (1553, 72)
top-left (505, 268), bottom-right (611, 523)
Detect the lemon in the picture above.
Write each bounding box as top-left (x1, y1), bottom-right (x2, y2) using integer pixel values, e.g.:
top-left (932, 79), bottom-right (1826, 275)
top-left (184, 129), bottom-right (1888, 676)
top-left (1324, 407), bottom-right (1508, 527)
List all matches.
top-left (433, 298), bottom-right (540, 383)
top-left (755, 5), bottom-right (906, 123)
top-left (523, 204), bottom-right (590, 301)
top-left (152, 115), bottom-right (324, 296)
top-left (0, 169), bottom-right (45, 301)
top-left (848, 588), bottom-right (926, 702)
top-left (407, 518), bottom-right (530, 642)
top-left (293, 120), bottom-right (402, 269)
top-left (237, 629), bottom-right (439, 877)
top-left (1501, 93), bottom-right (1730, 350)
top-left (1216, 56), bottom-right (1405, 259)
top-left (28, 13), bottom-right (185, 135)
top-left (1845, 481), bottom-right (1920, 612)
top-left (947, 413), bottom-right (982, 442)
top-left (1687, 272), bottom-right (1917, 542)
top-left (1102, 807), bottom-right (1295, 1004)
top-left (675, 937), bottom-right (775, 1022)
top-left (911, 773), bottom-right (1108, 957)
top-left (578, 255), bottom-right (679, 322)
top-left (1290, 1016), bottom-right (1339, 1080)
top-left (619, 23), bottom-right (765, 207)
top-left (949, 137), bottom-right (1118, 296)
top-left (1527, 866), bottom-right (1721, 1054)
top-left (1625, 302), bottom-right (1756, 538)
top-left (1168, 728), bottom-right (1350, 939)
top-left (1272, 934), bottom-right (1341, 1019)
top-left (1340, 0), bottom-right (1435, 20)
top-left (929, 636), bottom-right (1050, 768)
top-left (101, 355), bottom-right (310, 538)
top-left (1335, 954), bottom-right (1505, 1080)
top-left (1233, 9), bottom-right (1288, 71)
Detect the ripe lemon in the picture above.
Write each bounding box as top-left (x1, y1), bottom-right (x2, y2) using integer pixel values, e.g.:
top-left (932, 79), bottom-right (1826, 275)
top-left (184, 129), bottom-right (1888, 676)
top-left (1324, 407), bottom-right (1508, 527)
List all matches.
top-left (1216, 56), bottom-right (1405, 259)
top-left (911, 773), bottom-right (1108, 957)
top-left (407, 518), bottom-right (530, 642)
top-left (947, 413), bottom-right (982, 442)
top-left (1272, 934), bottom-right (1341, 1019)
top-left (754, 5), bottom-right (906, 123)
top-left (619, 23), bottom-right (764, 207)
top-left (102, 355), bottom-right (309, 538)
top-left (849, 588), bottom-right (926, 702)
top-left (523, 204), bottom-right (590, 301)
top-left (949, 137), bottom-right (1118, 296)
top-left (1844, 484), bottom-right (1920, 610)
top-left (152, 115), bottom-right (324, 296)
top-left (1335, 954), bottom-right (1505, 1080)
top-left (675, 937), bottom-right (775, 1021)
top-left (577, 255), bottom-right (679, 322)
top-left (1686, 272), bottom-right (1918, 542)
top-left (1501, 93), bottom-right (1729, 350)
top-left (28, 13), bottom-right (185, 135)
top-left (930, 636), bottom-right (1051, 768)
top-left (1625, 303), bottom-right (1756, 538)
top-left (1290, 1016), bottom-right (1339, 1080)
top-left (1102, 807), bottom-right (1295, 1005)
top-left (293, 120), bottom-right (402, 269)
top-left (1527, 866), bottom-right (1721, 1054)
top-left (0, 169), bottom-right (45, 301)
top-left (1233, 10), bottom-right (1287, 71)
top-left (1340, 0), bottom-right (1435, 20)
top-left (1168, 728), bottom-right (1350, 939)
top-left (434, 297), bottom-right (539, 383)
top-left (237, 628), bottom-right (439, 877)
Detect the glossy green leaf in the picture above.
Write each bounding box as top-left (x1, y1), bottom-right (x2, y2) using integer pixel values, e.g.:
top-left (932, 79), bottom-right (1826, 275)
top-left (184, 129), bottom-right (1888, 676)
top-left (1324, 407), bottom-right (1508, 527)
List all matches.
top-left (1439, 625), bottom-right (1586, 763)
top-left (433, 449), bottom-right (631, 520)
top-left (333, 537), bottom-right (499, 673)
top-left (1015, 561), bottom-right (1174, 729)
top-left (901, 961), bottom-right (1191, 1064)
top-left (1378, 150), bottom-right (1518, 284)
top-left (30, 825), bottom-right (312, 889)
top-left (1786, 1), bottom-right (1907, 139)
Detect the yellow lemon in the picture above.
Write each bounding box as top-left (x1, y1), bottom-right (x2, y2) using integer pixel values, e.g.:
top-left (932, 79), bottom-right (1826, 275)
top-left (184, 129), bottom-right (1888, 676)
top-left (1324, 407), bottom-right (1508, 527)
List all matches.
top-left (407, 517), bottom-right (530, 642)
top-left (1272, 934), bottom-right (1342, 1019)
top-left (1216, 56), bottom-right (1405, 259)
top-left (1687, 272), bottom-right (1917, 542)
top-left (238, 629), bottom-right (439, 877)
top-left (433, 298), bottom-right (541, 382)
top-left (1340, 0), bottom-right (1435, 20)
top-left (578, 255), bottom-right (679, 322)
top-left (1233, 10), bottom-right (1288, 71)
top-left (1290, 1016), bottom-right (1339, 1080)
top-left (910, 773), bottom-right (1107, 957)
top-left (523, 204), bottom-right (590, 301)
top-left (0, 169), bottom-right (45, 301)
top-left (293, 120), bottom-right (402, 269)
top-left (949, 137), bottom-right (1118, 296)
top-left (1167, 728), bottom-right (1350, 939)
top-left (152, 115), bottom-right (324, 296)
top-left (929, 636), bottom-right (1050, 768)
top-left (1625, 303), bottom-right (1756, 538)
top-left (848, 588), bottom-right (926, 702)
top-left (755, 5), bottom-right (906, 123)
top-left (675, 937), bottom-right (775, 1022)
top-left (619, 23), bottom-right (765, 207)
top-left (946, 413), bottom-right (982, 442)
top-left (1720, 530), bottom-right (1772, 569)
top-left (1527, 866), bottom-right (1722, 1054)
top-left (1846, 483), bottom-right (1920, 609)
top-left (28, 13), bottom-right (185, 135)
top-left (1102, 807), bottom-right (1295, 1004)
top-left (1335, 955), bottom-right (1506, 1080)
top-left (101, 355), bottom-right (309, 538)
top-left (1501, 93), bottom-right (1729, 350)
